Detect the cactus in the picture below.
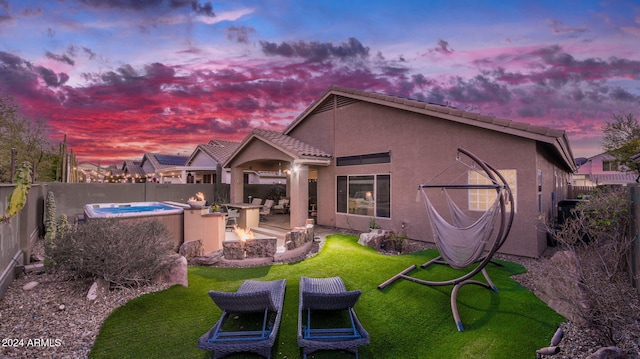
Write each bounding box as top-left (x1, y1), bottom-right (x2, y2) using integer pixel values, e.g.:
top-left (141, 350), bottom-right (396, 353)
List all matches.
top-left (45, 191), bottom-right (57, 241)
top-left (2, 161), bottom-right (32, 222)
top-left (57, 214), bottom-right (71, 238)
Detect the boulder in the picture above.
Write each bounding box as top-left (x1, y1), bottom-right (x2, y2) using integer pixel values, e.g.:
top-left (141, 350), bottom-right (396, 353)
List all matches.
top-left (179, 239), bottom-right (205, 260)
top-left (87, 278), bottom-right (110, 301)
top-left (535, 250), bottom-right (590, 324)
top-left (189, 251), bottom-right (222, 266)
top-left (586, 347), bottom-right (628, 359)
top-left (160, 255), bottom-right (188, 287)
top-left (358, 229), bottom-right (392, 249)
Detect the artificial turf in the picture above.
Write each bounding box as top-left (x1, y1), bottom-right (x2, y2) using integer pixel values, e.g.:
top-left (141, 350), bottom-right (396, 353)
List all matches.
top-left (90, 234), bottom-right (564, 358)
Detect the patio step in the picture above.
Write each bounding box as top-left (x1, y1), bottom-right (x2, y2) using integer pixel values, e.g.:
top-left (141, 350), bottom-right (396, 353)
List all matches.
top-left (251, 226), bottom-right (288, 240)
top-left (251, 226), bottom-right (288, 254)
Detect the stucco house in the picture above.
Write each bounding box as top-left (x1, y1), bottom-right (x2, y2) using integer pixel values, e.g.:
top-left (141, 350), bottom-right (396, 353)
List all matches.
top-left (573, 152), bottom-right (638, 186)
top-left (224, 86), bottom-right (576, 258)
top-left (186, 139), bottom-right (240, 184)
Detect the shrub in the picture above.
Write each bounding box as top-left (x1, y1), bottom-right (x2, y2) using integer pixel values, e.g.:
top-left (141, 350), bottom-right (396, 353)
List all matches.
top-left (45, 219), bottom-right (176, 288)
top-left (551, 186), bottom-right (638, 347)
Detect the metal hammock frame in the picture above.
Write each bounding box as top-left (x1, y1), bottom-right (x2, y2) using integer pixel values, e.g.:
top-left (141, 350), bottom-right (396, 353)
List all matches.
top-left (378, 148), bottom-right (514, 331)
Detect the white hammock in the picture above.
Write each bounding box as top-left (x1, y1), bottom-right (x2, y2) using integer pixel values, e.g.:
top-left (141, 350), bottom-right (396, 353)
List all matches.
top-left (421, 188), bottom-right (502, 269)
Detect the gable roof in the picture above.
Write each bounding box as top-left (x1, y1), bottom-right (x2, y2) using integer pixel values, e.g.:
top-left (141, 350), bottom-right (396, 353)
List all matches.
top-left (223, 128), bottom-right (332, 167)
top-left (122, 159), bottom-right (145, 178)
top-left (142, 153), bottom-right (189, 171)
top-left (188, 139), bottom-right (240, 165)
top-left (285, 86), bottom-right (576, 172)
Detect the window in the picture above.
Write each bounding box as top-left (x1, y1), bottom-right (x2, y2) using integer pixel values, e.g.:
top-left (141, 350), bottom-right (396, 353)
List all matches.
top-left (602, 160), bottom-right (618, 172)
top-left (336, 174), bottom-right (391, 218)
top-left (468, 169), bottom-right (517, 213)
top-left (336, 152), bottom-right (391, 166)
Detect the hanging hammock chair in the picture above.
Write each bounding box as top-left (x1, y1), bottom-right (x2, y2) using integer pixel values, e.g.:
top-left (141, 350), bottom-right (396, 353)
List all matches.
top-left (378, 147), bottom-right (514, 331)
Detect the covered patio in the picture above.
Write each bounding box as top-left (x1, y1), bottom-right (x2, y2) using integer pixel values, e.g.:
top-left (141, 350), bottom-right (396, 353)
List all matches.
top-left (223, 129), bottom-right (331, 230)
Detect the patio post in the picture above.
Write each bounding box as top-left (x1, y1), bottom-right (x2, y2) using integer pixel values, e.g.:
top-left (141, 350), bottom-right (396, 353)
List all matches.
top-left (229, 166), bottom-right (244, 204)
top-left (290, 163), bottom-right (309, 228)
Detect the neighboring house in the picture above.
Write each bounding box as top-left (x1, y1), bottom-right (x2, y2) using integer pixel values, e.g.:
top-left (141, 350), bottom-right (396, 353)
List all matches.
top-left (573, 152), bottom-right (638, 186)
top-left (224, 86), bottom-right (576, 258)
top-left (139, 153), bottom-right (190, 183)
top-left (76, 162), bottom-right (109, 183)
top-left (246, 171), bottom-right (287, 184)
top-left (122, 160), bottom-right (146, 183)
top-left (185, 139), bottom-right (240, 184)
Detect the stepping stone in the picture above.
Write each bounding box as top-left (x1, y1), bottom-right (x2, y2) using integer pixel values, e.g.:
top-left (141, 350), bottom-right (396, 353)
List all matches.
top-left (23, 281), bottom-right (39, 291)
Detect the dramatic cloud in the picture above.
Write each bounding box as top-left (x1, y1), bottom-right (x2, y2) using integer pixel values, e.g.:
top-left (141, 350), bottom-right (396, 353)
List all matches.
top-left (45, 51), bottom-right (75, 66)
top-left (0, 1), bottom-right (637, 163)
top-left (226, 25), bottom-right (255, 44)
top-left (260, 38), bottom-right (369, 62)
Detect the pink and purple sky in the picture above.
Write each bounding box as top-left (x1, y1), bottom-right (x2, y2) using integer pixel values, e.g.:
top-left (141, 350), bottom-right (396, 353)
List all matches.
top-left (1, 0), bottom-right (639, 165)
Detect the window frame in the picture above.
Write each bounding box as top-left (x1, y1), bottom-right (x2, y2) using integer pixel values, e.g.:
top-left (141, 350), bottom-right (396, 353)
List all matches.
top-left (336, 174), bottom-right (391, 218)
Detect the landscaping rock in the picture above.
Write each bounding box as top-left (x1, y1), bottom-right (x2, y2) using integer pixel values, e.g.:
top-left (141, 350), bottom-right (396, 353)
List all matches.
top-left (23, 281), bottom-right (39, 291)
top-left (358, 229), bottom-right (392, 249)
top-left (179, 239), bottom-right (205, 260)
top-left (30, 253), bottom-right (44, 262)
top-left (87, 278), bottom-right (110, 301)
top-left (189, 251), bottom-right (223, 266)
top-left (585, 346), bottom-right (628, 359)
top-left (160, 255), bottom-right (188, 287)
top-left (534, 250), bottom-right (590, 324)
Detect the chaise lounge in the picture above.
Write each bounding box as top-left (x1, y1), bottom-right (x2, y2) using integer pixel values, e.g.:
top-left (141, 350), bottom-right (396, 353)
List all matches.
top-left (298, 276), bottom-right (370, 358)
top-left (198, 279), bottom-right (286, 359)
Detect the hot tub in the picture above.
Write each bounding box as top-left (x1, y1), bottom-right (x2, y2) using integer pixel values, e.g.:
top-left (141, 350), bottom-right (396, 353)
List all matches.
top-left (84, 201), bottom-right (185, 219)
top-left (83, 201), bottom-right (187, 251)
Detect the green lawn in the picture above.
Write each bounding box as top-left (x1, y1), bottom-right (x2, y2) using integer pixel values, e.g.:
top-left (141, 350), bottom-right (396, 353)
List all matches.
top-left (90, 234), bottom-right (564, 358)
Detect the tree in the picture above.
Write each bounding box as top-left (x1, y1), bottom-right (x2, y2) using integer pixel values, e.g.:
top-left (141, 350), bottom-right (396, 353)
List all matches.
top-left (601, 113), bottom-right (640, 182)
top-left (0, 93), bottom-right (56, 182)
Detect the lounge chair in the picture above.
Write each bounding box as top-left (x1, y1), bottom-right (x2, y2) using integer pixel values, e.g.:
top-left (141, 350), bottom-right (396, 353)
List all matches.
top-left (298, 276), bottom-right (370, 359)
top-left (198, 279), bottom-right (286, 359)
top-left (272, 198), bottom-right (289, 214)
top-left (225, 209), bottom-right (239, 230)
top-left (251, 198), bottom-right (263, 205)
top-left (260, 199), bottom-right (274, 221)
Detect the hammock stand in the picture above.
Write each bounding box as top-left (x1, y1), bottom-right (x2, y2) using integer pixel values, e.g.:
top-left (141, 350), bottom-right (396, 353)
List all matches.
top-left (378, 148), bottom-right (514, 331)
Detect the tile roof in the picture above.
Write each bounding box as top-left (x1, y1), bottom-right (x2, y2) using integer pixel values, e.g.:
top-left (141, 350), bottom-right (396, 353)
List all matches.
top-left (223, 128), bottom-right (331, 168)
top-left (250, 128), bottom-right (332, 159)
top-left (195, 139), bottom-right (240, 164)
top-left (285, 86), bottom-right (576, 171)
top-left (589, 173), bottom-right (638, 184)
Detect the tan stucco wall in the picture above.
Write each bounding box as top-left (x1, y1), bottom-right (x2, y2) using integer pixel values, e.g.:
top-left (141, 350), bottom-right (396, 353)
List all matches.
top-left (229, 140), bottom-right (294, 169)
top-left (297, 100), bottom-right (569, 258)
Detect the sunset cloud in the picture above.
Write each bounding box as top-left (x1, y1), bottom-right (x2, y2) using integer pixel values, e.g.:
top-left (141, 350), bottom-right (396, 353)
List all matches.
top-left (0, 0), bottom-right (638, 164)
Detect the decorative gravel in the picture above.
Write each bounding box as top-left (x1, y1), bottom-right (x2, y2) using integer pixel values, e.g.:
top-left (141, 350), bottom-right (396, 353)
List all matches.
top-left (1, 232), bottom-right (638, 358)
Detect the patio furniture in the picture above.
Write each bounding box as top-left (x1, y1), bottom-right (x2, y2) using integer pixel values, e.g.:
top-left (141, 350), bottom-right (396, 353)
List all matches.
top-left (298, 276), bottom-right (370, 359)
top-left (272, 198), bottom-right (289, 214)
top-left (225, 209), bottom-right (239, 230)
top-left (378, 148), bottom-right (514, 331)
top-left (251, 198), bottom-right (263, 205)
top-left (198, 279), bottom-right (287, 359)
top-left (260, 199), bottom-right (274, 221)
